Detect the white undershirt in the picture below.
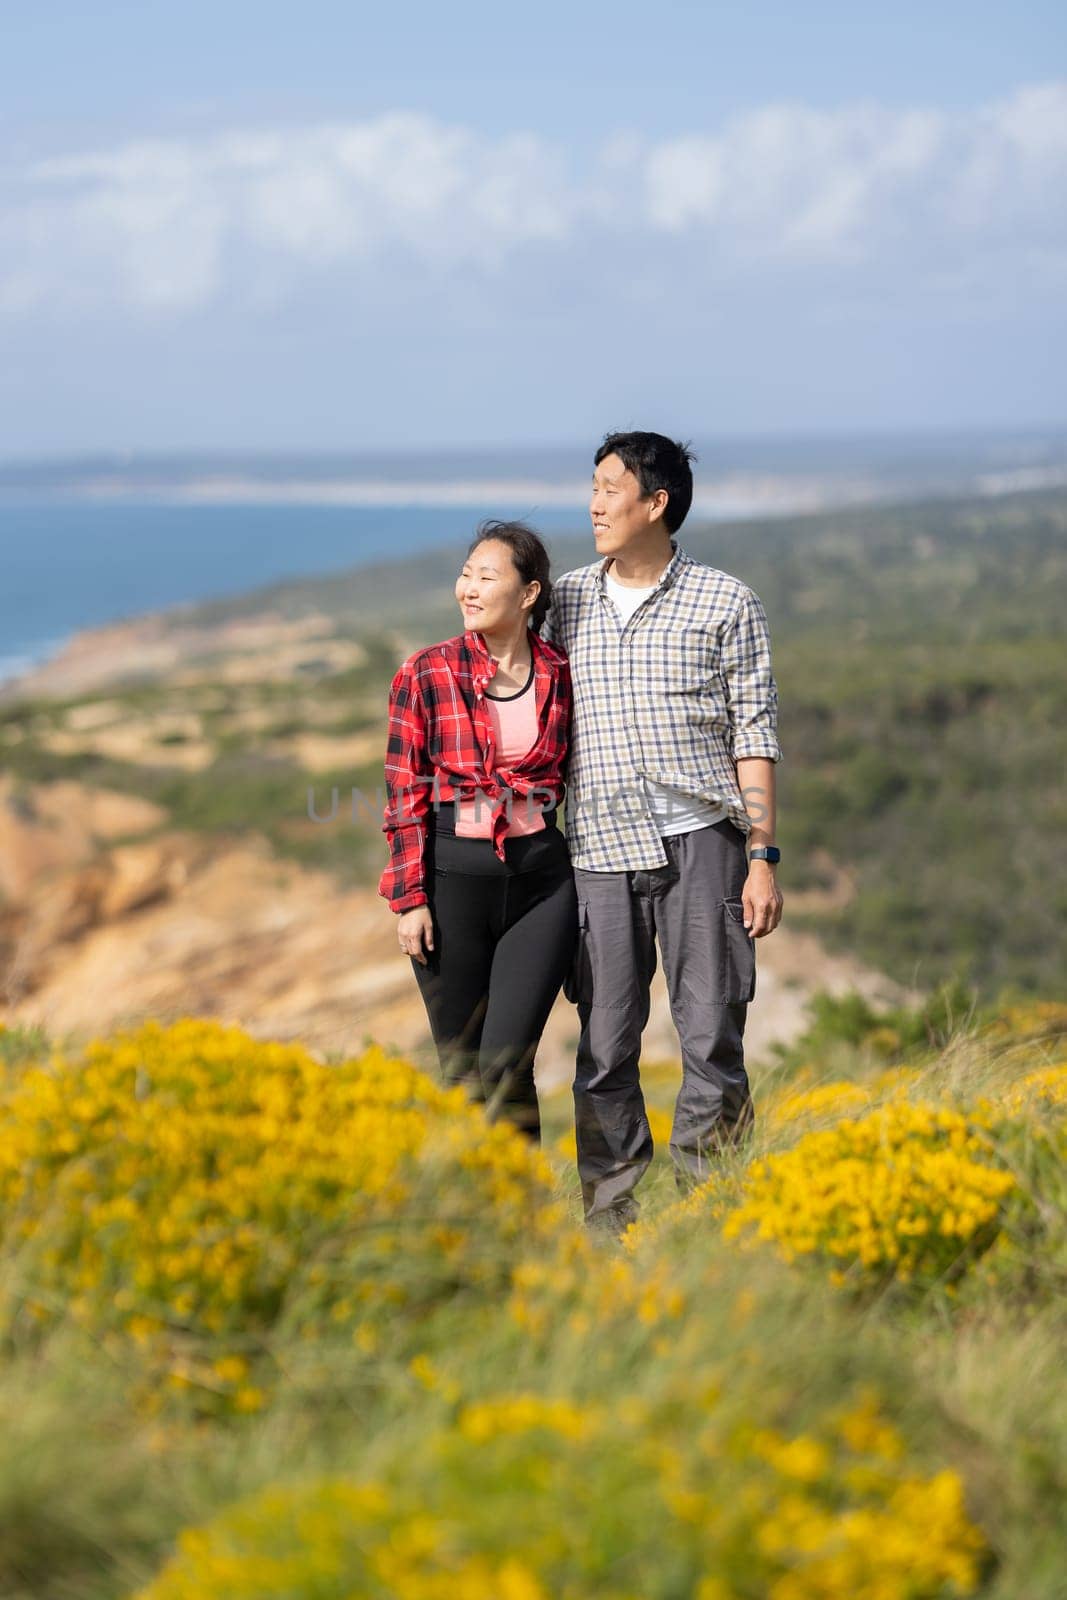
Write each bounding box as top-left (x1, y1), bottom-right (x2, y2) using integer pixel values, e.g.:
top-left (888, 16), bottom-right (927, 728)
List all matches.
top-left (603, 566), bottom-right (728, 837)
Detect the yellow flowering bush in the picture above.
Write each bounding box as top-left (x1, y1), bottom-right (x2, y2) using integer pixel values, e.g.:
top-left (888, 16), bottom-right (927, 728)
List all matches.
top-left (134, 1383), bottom-right (987, 1599)
top-left (763, 1068), bottom-right (918, 1133)
top-left (0, 1019), bottom-right (563, 1415)
top-left (995, 1062), bottom-right (1067, 1115)
top-left (980, 1000), bottom-right (1067, 1043)
top-left (509, 1225), bottom-right (686, 1339)
top-left (766, 1078), bottom-right (872, 1126)
top-left (952, 1095), bottom-right (1067, 1305)
top-left (721, 1103), bottom-right (1016, 1287)
top-left (621, 1173), bottom-right (740, 1254)
top-left (623, 1070), bottom-right (927, 1254)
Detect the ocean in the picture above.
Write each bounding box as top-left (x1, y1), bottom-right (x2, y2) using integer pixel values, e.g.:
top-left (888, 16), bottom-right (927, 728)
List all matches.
top-left (6, 429), bottom-right (1065, 690)
top-left (0, 499), bottom-right (589, 688)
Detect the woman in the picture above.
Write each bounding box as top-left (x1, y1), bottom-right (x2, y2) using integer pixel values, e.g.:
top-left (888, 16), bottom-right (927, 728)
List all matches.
top-left (378, 519), bottom-right (576, 1141)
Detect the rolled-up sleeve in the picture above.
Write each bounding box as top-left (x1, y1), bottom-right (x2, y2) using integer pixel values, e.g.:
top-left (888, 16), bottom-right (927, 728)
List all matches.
top-left (721, 588), bottom-right (782, 763)
top-left (378, 660), bottom-right (433, 913)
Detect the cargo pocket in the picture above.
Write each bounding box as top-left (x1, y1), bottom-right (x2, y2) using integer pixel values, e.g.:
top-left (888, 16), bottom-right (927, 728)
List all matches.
top-left (721, 896), bottom-right (756, 1003)
top-left (562, 899), bottom-right (591, 1005)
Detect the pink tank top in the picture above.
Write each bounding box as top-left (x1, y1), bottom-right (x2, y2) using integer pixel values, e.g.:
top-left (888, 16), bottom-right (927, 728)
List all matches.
top-left (455, 666), bottom-right (545, 838)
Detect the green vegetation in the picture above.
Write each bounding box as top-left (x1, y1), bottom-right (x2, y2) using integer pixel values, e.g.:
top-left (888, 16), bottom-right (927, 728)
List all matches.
top-left (0, 1022), bottom-right (50, 1078)
top-left (2, 489), bottom-right (1064, 1001)
top-left (650, 489), bottom-right (1065, 998)
top-left (0, 999), bottom-right (1065, 1597)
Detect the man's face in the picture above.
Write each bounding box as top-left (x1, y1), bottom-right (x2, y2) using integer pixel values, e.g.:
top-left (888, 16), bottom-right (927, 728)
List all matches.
top-left (589, 452), bottom-right (665, 557)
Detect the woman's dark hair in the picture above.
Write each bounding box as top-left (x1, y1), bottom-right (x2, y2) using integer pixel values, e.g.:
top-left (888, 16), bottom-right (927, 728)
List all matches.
top-left (466, 518), bottom-right (553, 634)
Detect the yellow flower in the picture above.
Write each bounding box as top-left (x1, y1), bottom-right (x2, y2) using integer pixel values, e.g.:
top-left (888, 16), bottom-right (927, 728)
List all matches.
top-left (132, 1389), bottom-right (988, 1600)
top-left (0, 1018), bottom-right (562, 1417)
top-left (457, 1395), bottom-right (596, 1444)
top-left (721, 1101), bottom-right (1016, 1287)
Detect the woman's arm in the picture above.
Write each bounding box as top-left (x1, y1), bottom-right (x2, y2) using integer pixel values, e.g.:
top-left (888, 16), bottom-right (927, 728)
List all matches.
top-left (378, 659), bottom-right (433, 913)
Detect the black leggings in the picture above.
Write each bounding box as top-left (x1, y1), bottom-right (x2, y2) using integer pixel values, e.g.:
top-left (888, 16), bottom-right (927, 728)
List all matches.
top-left (411, 828), bottom-right (578, 1141)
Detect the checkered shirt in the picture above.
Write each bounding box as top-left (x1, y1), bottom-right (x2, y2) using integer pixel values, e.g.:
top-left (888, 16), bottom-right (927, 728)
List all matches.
top-left (541, 538), bottom-right (782, 871)
top-left (378, 627), bottom-right (572, 913)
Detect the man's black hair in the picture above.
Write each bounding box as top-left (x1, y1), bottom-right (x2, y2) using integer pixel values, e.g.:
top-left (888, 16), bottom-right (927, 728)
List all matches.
top-left (594, 430), bottom-right (697, 534)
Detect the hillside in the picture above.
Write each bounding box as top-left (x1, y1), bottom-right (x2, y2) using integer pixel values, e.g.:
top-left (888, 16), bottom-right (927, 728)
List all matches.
top-left (1, 1001), bottom-right (1065, 1597)
top-left (3, 485), bottom-right (1063, 1010)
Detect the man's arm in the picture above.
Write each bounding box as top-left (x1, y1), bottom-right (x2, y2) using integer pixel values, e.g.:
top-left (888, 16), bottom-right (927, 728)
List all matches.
top-left (721, 588), bottom-right (781, 766)
top-left (540, 593), bottom-right (560, 651)
top-left (736, 755), bottom-right (777, 853)
top-left (721, 587), bottom-right (783, 938)
top-left (539, 570), bottom-right (576, 653)
top-left (735, 754), bottom-right (783, 937)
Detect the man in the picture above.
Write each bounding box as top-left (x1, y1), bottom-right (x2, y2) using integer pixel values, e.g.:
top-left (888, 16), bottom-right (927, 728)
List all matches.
top-left (541, 430), bottom-right (783, 1231)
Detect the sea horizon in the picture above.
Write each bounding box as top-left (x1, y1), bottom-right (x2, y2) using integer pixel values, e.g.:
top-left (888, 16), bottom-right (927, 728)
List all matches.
top-left (0, 499), bottom-right (594, 695)
top-left (3, 425), bottom-right (1066, 695)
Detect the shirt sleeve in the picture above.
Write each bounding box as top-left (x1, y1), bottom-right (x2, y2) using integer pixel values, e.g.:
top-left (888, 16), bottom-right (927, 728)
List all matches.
top-left (556, 650), bottom-right (574, 783)
top-left (721, 588), bottom-right (783, 763)
top-left (540, 584), bottom-right (563, 651)
top-left (378, 659), bottom-right (433, 912)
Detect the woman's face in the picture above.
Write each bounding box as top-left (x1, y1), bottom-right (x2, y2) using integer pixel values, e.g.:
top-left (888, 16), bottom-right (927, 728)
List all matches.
top-left (455, 539), bottom-right (537, 634)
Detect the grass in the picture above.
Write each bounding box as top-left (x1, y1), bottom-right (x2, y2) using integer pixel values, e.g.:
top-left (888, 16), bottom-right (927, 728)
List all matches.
top-left (0, 994), bottom-right (1063, 1597)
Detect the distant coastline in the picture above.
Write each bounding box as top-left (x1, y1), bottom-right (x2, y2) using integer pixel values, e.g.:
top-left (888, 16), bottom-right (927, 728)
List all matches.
top-left (39, 469), bottom-right (913, 517)
top-left (4, 429), bottom-right (1066, 699)
top-left (6, 463), bottom-right (1067, 513)
top-left (0, 499), bottom-right (590, 700)
top-left (0, 636), bottom-right (73, 689)
top-left (0, 470), bottom-right (899, 701)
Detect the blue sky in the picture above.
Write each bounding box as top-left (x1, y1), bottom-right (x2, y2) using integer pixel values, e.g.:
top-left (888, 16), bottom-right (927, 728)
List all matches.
top-left (2, 1), bottom-right (1065, 454)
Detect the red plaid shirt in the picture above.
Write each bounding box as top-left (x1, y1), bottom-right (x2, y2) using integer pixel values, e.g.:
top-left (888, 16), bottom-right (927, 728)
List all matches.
top-left (378, 628), bottom-right (572, 913)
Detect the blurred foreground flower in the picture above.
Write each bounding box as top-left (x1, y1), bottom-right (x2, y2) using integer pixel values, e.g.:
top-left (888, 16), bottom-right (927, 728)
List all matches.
top-left (133, 1383), bottom-right (987, 1599)
top-left (0, 1018), bottom-right (562, 1415)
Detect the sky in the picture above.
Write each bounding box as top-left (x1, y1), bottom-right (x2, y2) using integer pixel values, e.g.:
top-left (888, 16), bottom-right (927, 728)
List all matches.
top-left (2, 0), bottom-right (1065, 456)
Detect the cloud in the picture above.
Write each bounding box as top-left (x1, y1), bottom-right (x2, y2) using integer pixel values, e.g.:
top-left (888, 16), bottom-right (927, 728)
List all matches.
top-left (2, 84), bottom-right (1065, 319)
top-left (638, 87), bottom-right (1066, 263)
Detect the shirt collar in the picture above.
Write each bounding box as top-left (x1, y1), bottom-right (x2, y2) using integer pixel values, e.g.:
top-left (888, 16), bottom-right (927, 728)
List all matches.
top-left (465, 628), bottom-right (493, 665)
top-left (464, 626), bottom-right (551, 660)
top-left (463, 626), bottom-right (551, 692)
top-left (595, 537), bottom-right (689, 595)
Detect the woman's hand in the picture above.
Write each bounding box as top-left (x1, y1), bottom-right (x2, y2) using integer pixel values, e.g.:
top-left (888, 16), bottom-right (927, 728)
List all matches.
top-left (397, 906), bottom-right (434, 965)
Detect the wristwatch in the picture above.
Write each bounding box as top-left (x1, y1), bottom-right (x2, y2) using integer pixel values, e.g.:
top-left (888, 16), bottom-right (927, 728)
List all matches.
top-left (749, 846), bottom-right (781, 864)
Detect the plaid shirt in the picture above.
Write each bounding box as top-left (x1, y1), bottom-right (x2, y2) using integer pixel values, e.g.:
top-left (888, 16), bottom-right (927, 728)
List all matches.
top-left (541, 538), bottom-right (781, 872)
top-left (378, 628), bottom-right (572, 912)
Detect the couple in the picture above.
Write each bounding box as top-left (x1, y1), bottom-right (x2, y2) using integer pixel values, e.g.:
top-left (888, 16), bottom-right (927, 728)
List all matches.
top-left (378, 430), bottom-right (784, 1231)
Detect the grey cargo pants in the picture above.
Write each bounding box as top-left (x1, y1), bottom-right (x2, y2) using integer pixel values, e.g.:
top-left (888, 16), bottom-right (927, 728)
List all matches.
top-left (565, 818), bottom-right (756, 1225)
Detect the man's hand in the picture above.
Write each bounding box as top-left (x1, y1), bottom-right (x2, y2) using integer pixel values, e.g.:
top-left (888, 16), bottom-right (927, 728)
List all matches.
top-left (742, 863), bottom-right (783, 938)
top-left (397, 906), bottom-right (434, 965)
